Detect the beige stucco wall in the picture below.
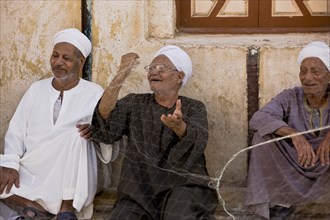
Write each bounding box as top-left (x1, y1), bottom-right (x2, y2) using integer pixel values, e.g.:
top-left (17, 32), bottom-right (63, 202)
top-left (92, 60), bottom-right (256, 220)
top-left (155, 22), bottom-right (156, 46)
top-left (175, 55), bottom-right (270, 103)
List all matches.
top-left (0, 0), bottom-right (81, 149)
top-left (0, 1), bottom-right (329, 188)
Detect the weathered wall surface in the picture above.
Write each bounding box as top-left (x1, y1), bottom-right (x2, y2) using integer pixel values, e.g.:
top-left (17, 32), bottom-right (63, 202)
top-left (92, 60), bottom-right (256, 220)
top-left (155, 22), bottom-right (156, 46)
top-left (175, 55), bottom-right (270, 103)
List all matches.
top-left (0, 0), bottom-right (81, 150)
top-left (90, 1), bottom-right (329, 186)
top-left (0, 1), bottom-right (329, 187)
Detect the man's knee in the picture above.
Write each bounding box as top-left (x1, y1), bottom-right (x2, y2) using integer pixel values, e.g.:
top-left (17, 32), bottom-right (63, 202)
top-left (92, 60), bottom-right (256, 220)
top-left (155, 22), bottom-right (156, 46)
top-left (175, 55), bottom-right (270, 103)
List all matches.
top-left (162, 186), bottom-right (217, 220)
top-left (3, 195), bottom-right (47, 214)
top-left (109, 199), bottom-right (149, 220)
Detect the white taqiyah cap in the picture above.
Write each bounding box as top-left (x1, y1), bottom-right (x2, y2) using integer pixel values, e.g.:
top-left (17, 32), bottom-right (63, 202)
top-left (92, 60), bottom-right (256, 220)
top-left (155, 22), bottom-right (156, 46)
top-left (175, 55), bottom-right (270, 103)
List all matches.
top-left (154, 45), bottom-right (193, 86)
top-left (53, 28), bottom-right (92, 58)
top-left (298, 41), bottom-right (330, 71)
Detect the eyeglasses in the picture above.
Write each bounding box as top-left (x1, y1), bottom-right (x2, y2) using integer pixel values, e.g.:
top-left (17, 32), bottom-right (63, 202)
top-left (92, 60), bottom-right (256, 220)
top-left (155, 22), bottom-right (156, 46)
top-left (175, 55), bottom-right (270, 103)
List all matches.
top-left (144, 64), bottom-right (178, 73)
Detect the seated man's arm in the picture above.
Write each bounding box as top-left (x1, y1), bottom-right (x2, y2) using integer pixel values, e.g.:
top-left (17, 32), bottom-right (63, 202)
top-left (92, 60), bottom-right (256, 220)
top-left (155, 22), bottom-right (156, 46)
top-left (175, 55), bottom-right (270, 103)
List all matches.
top-left (0, 110), bottom-right (24, 194)
top-left (275, 126), bottom-right (316, 168)
top-left (0, 85), bottom-right (35, 194)
top-left (161, 99), bottom-right (187, 139)
top-left (250, 89), bottom-right (292, 136)
top-left (316, 130), bottom-right (330, 166)
top-left (250, 88), bottom-right (316, 168)
top-left (98, 53), bottom-right (139, 119)
top-left (160, 99), bottom-right (208, 172)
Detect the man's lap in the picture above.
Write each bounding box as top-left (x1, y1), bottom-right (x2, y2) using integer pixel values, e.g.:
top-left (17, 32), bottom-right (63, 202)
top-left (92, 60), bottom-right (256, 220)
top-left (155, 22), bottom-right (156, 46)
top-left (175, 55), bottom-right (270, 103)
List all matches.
top-left (109, 185), bottom-right (218, 220)
top-left (1, 130), bottom-right (98, 213)
top-left (162, 185), bottom-right (218, 220)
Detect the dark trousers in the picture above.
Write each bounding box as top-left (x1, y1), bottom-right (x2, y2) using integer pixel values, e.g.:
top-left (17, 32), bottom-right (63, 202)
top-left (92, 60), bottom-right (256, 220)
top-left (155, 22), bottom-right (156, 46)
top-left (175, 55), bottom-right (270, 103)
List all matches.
top-left (108, 185), bottom-right (218, 220)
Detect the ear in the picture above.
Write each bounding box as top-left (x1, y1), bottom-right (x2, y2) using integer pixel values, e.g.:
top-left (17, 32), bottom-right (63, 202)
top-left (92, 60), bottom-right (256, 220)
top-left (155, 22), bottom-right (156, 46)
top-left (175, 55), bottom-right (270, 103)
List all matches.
top-left (177, 71), bottom-right (185, 84)
top-left (79, 56), bottom-right (86, 70)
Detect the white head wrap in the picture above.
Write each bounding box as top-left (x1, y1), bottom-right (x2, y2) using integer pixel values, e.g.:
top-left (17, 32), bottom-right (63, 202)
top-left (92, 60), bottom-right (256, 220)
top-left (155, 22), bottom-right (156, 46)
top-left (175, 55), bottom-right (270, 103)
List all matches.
top-left (53, 28), bottom-right (92, 58)
top-left (154, 45), bottom-right (192, 86)
top-left (297, 41), bottom-right (330, 71)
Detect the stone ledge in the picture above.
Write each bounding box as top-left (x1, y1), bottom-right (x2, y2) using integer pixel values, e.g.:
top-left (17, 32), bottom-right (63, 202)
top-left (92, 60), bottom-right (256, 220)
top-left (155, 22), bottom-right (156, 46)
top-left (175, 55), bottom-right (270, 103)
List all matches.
top-left (92, 187), bottom-right (330, 220)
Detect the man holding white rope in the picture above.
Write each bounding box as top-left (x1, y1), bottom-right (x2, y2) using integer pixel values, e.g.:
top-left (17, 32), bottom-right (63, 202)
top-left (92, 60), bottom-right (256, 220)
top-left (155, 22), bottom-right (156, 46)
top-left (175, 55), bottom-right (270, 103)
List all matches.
top-left (244, 41), bottom-right (330, 220)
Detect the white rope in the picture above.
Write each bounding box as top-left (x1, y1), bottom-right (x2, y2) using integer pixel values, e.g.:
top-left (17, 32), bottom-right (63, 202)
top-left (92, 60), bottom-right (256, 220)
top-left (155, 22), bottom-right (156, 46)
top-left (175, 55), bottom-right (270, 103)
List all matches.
top-left (215, 125), bottom-right (330, 219)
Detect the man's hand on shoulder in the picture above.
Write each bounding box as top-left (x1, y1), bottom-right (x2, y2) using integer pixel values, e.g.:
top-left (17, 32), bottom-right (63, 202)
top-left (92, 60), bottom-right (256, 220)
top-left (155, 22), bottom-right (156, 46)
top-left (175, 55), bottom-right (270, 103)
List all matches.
top-left (0, 167), bottom-right (20, 194)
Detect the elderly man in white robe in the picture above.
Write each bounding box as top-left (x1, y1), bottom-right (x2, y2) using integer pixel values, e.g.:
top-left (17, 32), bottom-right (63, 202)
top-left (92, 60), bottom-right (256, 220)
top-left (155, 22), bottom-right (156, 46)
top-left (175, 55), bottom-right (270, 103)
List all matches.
top-left (0, 28), bottom-right (114, 220)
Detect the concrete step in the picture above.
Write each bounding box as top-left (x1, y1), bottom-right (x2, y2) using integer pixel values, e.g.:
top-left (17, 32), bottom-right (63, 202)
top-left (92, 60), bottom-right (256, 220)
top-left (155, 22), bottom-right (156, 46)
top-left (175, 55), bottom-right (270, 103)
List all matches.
top-left (92, 188), bottom-right (330, 220)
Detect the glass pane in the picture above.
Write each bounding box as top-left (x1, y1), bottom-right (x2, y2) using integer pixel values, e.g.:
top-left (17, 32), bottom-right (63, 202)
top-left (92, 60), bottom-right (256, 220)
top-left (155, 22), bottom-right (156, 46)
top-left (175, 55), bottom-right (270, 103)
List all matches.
top-left (218, 0), bottom-right (248, 17)
top-left (272, 0), bottom-right (303, 16)
top-left (191, 0), bottom-right (216, 17)
top-left (304, 0), bottom-right (330, 15)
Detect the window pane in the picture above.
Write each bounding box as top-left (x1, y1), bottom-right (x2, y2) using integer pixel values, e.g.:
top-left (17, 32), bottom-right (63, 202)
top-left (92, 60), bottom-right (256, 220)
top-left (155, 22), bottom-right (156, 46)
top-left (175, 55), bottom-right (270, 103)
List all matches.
top-left (191, 0), bottom-right (248, 17)
top-left (176, 0), bottom-right (330, 33)
top-left (272, 0), bottom-right (330, 16)
top-left (304, 0), bottom-right (330, 15)
top-left (218, 0), bottom-right (248, 17)
top-left (191, 0), bottom-right (216, 17)
top-left (272, 0), bottom-right (303, 16)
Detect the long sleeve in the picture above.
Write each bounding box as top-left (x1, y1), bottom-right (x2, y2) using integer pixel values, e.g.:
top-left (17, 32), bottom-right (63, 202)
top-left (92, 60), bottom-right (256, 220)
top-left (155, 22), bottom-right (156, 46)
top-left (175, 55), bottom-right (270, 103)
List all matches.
top-left (0, 86), bottom-right (32, 170)
top-left (92, 94), bottom-right (209, 177)
top-left (250, 89), bottom-right (296, 137)
top-left (161, 99), bottom-right (208, 173)
top-left (91, 94), bottom-right (132, 145)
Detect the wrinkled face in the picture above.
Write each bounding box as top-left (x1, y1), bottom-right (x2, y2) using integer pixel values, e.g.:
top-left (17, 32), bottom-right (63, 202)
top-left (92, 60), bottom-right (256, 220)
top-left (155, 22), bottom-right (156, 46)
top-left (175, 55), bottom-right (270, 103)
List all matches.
top-left (299, 57), bottom-right (330, 97)
top-left (50, 42), bottom-right (84, 82)
top-left (146, 55), bottom-right (184, 94)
